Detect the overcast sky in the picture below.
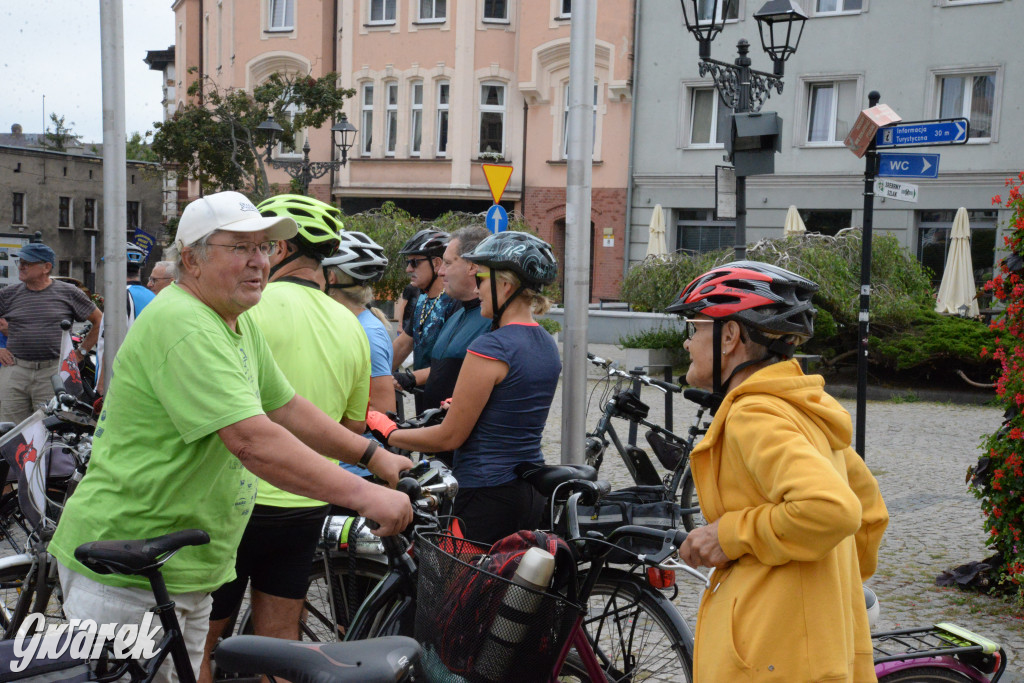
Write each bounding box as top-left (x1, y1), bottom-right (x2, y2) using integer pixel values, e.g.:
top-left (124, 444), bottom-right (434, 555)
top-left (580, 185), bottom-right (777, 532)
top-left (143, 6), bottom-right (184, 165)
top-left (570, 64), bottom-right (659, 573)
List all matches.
top-left (1, 3), bottom-right (175, 143)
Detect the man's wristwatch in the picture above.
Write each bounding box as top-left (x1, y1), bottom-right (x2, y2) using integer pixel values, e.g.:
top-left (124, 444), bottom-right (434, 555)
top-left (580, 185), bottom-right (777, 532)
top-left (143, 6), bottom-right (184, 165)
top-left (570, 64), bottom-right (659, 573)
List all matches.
top-left (358, 441), bottom-right (378, 468)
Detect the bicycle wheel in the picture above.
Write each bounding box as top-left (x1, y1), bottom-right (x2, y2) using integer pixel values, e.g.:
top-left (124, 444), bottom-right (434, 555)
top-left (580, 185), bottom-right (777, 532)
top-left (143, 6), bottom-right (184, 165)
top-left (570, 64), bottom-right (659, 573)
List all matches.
top-left (568, 569), bottom-right (694, 682)
top-left (0, 556), bottom-right (66, 638)
top-left (679, 467), bottom-right (705, 532)
top-left (876, 667), bottom-right (976, 682)
top-left (302, 554), bottom-right (390, 642)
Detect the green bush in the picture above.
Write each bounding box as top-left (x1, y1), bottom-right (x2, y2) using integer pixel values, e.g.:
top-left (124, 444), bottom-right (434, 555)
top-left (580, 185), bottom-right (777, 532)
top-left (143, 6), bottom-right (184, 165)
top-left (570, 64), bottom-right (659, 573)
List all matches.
top-left (618, 326), bottom-right (687, 353)
top-left (871, 308), bottom-right (997, 372)
top-left (537, 317), bottom-right (561, 336)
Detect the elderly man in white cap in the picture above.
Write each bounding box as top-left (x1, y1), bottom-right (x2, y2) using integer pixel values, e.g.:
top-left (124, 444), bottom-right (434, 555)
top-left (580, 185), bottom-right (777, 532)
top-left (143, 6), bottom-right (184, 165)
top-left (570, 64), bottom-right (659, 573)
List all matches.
top-left (49, 191), bottom-right (413, 682)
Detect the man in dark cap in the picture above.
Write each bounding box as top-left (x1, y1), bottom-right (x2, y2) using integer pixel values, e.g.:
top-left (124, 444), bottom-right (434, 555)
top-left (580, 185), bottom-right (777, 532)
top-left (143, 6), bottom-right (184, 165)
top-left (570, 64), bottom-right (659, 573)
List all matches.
top-left (0, 242), bottom-right (102, 422)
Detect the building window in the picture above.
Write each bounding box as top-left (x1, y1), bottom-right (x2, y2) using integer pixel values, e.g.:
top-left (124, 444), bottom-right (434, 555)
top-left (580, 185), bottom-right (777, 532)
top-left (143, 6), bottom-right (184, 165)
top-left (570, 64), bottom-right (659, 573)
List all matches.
top-left (419, 0), bottom-right (446, 21)
top-left (59, 197), bottom-right (72, 228)
top-left (12, 193), bottom-right (24, 225)
top-left (559, 0), bottom-right (571, 17)
top-left (268, 0), bottom-right (294, 29)
top-left (370, 0), bottom-right (397, 23)
top-left (562, 83), bottom-right (598, 158)
top-left (436, 81), bottom-right (450, 157)
top-left (127, 201), bottom-right (141, 234)
top-left (806, 80), bottom-right (857, 144)
top-left (277, 102), bottom-right (305, 157)
top-left (484, 0), bottom-right (508, 20)
top-left (917, 209), bottom-right (997, 286)
top-left (385, 83), bottom-right (399, 156)
top-left (696, 0), bottom-right (739, 22)
top-left (675, 209), bottom-right (735, 254)
top-left (938, 72), bottom-right (996, 140)
top-left (410, 82), bottom-right (423, 156)
top-left (361, 84), bottom-right (374, 156)
top-left (479, 82), bottom-right (506, 157)
top-left (689, 88), bottom-right (732, 146)
top-left (84, 198), bottom-right (96, 230)
top-left (58, 260), bottom-right (71, 278)
top-left (801, 209), bottom-right (851, 236)
top-left (815, 0), bottom-right (862, 13)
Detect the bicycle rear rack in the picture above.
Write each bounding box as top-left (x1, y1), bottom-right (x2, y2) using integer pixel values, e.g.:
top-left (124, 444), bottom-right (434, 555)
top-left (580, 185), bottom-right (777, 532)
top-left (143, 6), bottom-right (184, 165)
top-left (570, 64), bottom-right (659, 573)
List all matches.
top-left (873, 623), bottom-right (1004, 679)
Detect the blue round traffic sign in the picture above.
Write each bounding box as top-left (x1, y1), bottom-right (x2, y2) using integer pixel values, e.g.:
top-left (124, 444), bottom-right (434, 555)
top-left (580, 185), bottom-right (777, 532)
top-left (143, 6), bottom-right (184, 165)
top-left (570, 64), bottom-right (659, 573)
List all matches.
top-left (485, 205), bottom-right (509, 234)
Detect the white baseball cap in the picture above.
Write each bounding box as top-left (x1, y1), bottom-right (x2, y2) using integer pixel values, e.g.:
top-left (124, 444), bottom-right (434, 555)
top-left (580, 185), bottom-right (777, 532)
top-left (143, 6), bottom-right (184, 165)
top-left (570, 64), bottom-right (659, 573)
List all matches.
top-left (175, 191), bottom-right (298, 250)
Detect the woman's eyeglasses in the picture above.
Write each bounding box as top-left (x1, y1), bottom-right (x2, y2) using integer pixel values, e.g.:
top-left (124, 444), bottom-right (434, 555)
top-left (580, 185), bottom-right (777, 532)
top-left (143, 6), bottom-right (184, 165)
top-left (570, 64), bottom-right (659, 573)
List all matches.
top-left (682, 317), bottom-right (714, 338)
top-left (474, 270), bottom-right (491, 288)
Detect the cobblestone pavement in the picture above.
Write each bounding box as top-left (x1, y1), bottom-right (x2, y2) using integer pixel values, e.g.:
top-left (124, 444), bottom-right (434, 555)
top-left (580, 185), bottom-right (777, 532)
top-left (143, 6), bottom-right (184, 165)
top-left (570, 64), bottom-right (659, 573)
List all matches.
top-left (539, 345), bottom-right (1024, 680)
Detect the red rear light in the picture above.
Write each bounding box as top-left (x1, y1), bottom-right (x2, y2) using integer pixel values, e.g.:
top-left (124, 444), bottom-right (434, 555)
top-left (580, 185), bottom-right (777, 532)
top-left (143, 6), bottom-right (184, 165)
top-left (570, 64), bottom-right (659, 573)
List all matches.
top-left (646, 567), bottom-right (675, 589)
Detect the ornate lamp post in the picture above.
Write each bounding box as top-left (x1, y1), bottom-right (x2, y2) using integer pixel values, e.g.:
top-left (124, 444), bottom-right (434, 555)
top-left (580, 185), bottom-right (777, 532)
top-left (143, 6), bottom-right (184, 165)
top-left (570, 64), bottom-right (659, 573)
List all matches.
top-left (257, 113), bottom-right (358, 195)
top-left (680, 0), bottom-right (807, 259)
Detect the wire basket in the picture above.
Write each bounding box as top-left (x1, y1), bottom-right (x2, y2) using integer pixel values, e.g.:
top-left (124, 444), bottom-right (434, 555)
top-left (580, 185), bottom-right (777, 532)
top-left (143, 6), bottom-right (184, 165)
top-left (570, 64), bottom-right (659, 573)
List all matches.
top-left (414, 532), bottom-right (581, 683)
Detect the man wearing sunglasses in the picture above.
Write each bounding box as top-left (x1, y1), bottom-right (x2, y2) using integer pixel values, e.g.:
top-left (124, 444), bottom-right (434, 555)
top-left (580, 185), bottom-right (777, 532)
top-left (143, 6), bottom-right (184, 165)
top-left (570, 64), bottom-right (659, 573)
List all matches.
top-left (391, 228), bottom-right (458, 413)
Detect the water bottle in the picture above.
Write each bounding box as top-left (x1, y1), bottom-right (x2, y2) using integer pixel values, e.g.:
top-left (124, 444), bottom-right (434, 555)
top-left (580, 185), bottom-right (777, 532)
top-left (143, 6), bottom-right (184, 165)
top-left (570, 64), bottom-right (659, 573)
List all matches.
top-left (472, 547), bottom-right (556, 682)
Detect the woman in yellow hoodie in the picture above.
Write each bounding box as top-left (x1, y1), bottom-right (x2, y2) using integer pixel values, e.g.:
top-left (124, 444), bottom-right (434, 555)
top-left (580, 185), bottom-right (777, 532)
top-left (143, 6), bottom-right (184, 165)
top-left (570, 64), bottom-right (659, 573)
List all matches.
top-left (668, 261), bottom-right (889, 682)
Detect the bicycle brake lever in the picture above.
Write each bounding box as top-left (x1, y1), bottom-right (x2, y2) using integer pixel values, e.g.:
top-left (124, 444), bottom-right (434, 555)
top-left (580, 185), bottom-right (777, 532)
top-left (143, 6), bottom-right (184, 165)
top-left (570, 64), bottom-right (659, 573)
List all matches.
top-left (658, 558), bottom-right (711, 589)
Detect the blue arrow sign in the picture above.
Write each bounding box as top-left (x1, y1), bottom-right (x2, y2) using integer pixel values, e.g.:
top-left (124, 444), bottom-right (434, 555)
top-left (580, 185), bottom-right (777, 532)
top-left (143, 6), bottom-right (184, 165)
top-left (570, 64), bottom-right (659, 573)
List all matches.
top-left (486, 205), bottom-right (509, 234)
top-left (877, 152), bottom-right (940, 179)
top-left (876, 118), bottom-right (969, 148)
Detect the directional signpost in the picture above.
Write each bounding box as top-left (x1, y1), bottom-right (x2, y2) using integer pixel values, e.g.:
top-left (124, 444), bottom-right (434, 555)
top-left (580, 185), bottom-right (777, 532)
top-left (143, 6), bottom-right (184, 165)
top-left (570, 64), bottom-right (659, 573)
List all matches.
top-left (482, 163), bottom-right (514, 234)
top-left (875, 118), bottom-right (969, 149)
top-left (877, 152), bottom-right (940, 179)
top-left (874, 178), bottom-right (919, 203)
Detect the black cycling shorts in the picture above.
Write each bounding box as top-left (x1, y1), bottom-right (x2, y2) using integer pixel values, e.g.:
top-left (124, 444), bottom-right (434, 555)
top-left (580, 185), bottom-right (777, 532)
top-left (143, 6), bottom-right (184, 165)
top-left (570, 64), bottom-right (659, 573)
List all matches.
top-left (452, 478), bottom-right (543, 546)
top-left (209, 504), bottom-right (329, 620)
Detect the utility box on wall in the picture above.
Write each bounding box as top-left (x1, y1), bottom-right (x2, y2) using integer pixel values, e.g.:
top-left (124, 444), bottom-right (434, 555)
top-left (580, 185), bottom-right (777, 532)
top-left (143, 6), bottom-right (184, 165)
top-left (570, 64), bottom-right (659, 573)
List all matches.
top-left (726, 112), bottom-right (782, 177)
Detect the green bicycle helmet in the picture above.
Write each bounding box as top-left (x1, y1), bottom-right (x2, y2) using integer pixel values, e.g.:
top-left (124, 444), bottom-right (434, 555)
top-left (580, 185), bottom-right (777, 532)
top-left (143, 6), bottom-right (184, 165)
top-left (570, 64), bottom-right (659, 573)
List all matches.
top-left (257, 194), bottom-right (343, 261)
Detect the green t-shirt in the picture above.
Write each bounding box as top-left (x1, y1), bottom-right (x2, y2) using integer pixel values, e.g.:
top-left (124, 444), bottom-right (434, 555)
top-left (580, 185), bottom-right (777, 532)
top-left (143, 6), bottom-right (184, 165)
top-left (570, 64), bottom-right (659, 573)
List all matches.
top-left (49, 284), bottom-right (295, 593)
top-left (246, 280), bottom-right (371, 507)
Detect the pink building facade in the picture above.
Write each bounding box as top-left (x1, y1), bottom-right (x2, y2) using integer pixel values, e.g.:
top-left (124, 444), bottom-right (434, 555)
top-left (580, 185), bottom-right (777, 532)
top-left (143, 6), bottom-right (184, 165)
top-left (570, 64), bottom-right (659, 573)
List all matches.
top-left (171, 0), bottom-right (634, 300)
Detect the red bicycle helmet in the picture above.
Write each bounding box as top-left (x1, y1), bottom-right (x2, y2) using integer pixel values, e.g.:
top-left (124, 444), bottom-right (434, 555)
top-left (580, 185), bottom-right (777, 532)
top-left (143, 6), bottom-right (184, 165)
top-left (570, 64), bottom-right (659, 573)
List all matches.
top-left (666, 260), bottom-right (818, 348)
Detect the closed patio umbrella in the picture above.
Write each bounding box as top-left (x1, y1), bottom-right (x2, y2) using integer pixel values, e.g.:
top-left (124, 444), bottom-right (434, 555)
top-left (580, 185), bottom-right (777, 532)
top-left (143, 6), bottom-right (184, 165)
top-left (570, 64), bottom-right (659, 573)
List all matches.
top-left (935, 207), bottom-right (979, 317)
top-left (646, 204), bottom-right (668, 258)
top-left (783, 205), bottom-right (806, 236)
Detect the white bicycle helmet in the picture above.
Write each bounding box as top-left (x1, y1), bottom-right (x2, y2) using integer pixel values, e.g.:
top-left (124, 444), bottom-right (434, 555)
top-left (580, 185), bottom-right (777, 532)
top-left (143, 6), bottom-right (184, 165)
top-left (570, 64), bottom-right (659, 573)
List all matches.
top-left (322, 231), bottom-right (389, 283)
top-left (126, 243), bottom-right (146, 265)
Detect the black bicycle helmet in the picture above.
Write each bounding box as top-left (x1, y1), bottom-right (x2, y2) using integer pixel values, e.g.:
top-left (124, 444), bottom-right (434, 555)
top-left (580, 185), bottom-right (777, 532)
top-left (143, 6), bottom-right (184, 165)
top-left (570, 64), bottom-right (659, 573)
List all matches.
top-left (462, 231), bottom-right (558, 290)
top-left (399, 229), bottom-right (450, 258)
top-left (666, 261), bottom-right (818, 401)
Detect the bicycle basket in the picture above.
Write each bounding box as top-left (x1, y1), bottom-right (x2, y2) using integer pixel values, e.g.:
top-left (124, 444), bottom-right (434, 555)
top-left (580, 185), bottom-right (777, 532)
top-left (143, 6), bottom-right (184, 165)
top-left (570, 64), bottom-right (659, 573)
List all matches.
top-left (414, 532), bottom-right (581, 683)
top-left (560, 486), bottom-right (681, 564)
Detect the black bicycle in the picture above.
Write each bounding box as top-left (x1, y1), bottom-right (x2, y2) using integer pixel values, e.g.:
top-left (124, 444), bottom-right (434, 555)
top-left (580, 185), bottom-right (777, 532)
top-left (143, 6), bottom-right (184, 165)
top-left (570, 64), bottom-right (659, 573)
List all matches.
top-left (585, 352), bottom-right (713, 531)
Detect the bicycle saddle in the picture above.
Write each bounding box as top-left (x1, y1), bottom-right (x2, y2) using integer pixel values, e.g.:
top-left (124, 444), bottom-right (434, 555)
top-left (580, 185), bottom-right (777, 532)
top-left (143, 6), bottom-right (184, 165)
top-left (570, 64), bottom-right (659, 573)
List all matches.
top-left (515, 462), bottom-right (597, 497)
top-left (0, 422), bottom-right (16, 437)
top-left (74, 529), bottom-right (210, 576)
top-left (214, 635), bottom-right (421, 683)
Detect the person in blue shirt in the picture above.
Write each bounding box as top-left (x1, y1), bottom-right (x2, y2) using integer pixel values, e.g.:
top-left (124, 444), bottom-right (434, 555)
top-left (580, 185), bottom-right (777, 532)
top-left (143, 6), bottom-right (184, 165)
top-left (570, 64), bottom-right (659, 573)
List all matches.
top-left (368, 232), bottom-right (561, 544)
top-left (126, 243), bottom-right (156, 321)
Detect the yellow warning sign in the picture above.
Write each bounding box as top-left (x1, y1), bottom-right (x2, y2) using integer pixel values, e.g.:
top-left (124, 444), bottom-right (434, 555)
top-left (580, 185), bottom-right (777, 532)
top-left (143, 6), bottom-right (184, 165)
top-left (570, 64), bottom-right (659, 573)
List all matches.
top-left (482, 164), bottom-right (514, 205)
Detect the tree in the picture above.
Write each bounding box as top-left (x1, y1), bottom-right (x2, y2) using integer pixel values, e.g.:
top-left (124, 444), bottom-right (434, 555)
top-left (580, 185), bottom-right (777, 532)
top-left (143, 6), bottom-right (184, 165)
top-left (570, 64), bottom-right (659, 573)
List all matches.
top-left (151, 70), bottom-right (355, 202)
top-left (40, 113), bottom-right (82, 152)
top-left (126, 131), bottom-right (159, 162)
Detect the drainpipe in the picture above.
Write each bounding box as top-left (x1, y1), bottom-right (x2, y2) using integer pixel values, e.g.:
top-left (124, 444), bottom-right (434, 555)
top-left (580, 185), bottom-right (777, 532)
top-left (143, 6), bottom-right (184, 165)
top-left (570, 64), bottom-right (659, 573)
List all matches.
top-left (329, 0), bottom-right (339, 202)
top-left (521, 100), bottom-right (528, 219)
top-left (622, 0), bottom-right (641, 282)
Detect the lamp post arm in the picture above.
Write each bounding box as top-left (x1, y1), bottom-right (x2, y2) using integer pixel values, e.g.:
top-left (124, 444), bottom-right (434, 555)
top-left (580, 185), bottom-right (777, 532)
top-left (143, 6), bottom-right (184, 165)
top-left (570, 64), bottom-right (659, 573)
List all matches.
top-left (698, 58), bottom-right (783, 112)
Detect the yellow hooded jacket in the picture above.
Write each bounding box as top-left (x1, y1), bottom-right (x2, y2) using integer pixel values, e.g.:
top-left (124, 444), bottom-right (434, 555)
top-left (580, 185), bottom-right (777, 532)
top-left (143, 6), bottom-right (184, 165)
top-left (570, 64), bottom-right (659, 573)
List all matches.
top-left (690, 360), bottom-right (888, 682)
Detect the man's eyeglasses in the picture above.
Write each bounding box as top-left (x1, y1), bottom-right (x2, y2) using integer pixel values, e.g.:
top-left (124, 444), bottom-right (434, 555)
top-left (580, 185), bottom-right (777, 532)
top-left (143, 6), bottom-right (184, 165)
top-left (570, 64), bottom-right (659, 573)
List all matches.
top-left (208, 241), bottom-right (277, 258)
top-left (148, 276), bottom-right (173, 283)
top-left (405, 257), bottom-right (429, 269)
top-left (682, 317), bottom-right (714, 338)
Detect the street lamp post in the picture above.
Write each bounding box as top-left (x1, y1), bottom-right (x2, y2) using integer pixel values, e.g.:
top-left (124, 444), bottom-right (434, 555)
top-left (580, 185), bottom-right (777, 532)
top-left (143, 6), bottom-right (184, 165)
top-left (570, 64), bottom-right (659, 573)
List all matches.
top-left (257, 113), bottom-right (358, 195)
top-left (680, 0), bottom-right (807, 260)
